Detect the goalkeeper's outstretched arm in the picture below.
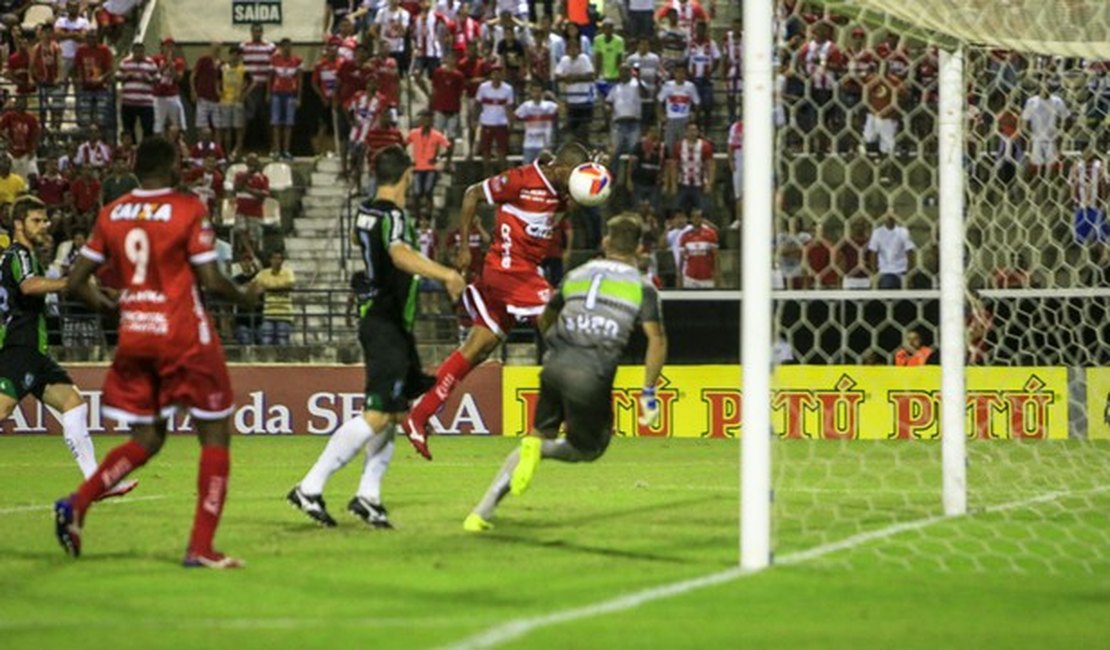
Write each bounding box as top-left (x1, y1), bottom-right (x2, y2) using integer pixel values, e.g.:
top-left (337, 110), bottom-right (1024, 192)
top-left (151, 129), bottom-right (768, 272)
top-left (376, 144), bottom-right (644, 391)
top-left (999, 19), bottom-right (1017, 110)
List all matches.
top-left (642, 321), bottom-right (667, 389)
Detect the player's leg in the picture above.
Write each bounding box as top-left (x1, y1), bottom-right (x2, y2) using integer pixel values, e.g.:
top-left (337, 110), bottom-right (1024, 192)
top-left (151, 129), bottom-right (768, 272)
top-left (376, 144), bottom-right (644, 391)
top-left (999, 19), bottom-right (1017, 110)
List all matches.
top-left (41, 382), bottom-right (99, 480)
top-left (183, 415), bottom-right (241, 568)
top-left (347, 416), bottom-right (397, 528)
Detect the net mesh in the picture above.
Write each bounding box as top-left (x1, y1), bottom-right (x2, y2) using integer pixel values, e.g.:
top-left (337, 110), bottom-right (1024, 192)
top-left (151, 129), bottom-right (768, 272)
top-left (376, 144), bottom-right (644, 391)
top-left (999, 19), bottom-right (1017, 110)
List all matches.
top-left (766, 0), bottom-right (1110, 573)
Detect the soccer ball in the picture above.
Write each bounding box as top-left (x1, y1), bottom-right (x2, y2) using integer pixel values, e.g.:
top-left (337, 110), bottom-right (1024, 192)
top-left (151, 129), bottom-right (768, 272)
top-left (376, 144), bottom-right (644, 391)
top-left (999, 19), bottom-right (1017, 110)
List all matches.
top-left (568, 162), bottom-right (613, 208)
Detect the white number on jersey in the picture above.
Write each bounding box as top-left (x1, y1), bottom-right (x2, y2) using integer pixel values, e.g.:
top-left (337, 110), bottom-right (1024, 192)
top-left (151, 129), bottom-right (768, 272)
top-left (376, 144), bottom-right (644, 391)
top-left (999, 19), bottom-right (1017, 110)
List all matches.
top-left (124, 228), bottom-right (150, 285)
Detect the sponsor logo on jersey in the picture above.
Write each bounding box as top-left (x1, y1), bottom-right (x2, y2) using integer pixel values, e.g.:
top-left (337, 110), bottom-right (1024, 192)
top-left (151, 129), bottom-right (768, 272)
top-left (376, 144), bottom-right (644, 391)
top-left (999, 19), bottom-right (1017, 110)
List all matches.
top-left (119, 290), bottom-right (167, 304)
top-left (110, 202), bottom-right (173, 222)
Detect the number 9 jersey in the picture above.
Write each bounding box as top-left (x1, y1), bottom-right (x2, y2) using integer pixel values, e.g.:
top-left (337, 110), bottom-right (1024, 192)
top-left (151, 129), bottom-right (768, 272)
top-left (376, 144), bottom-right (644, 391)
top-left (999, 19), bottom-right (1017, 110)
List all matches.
top-left (80, 187), bottom-right (234, 423)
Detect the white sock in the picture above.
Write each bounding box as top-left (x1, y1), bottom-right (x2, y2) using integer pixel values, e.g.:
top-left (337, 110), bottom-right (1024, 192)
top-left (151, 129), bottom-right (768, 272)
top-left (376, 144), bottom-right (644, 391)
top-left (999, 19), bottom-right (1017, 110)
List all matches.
top-left (356, 427), bottom-right (396, 504)
top-left (300, 416), bottom-right (376, 495)
top-left (62, 403), bottom-right (98, 478)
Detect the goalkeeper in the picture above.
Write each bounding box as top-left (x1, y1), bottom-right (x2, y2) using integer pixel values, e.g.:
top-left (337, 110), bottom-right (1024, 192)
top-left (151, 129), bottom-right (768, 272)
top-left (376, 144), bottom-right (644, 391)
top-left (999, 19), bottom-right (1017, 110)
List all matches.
top-left (464, 214), bottom-right (668, 532)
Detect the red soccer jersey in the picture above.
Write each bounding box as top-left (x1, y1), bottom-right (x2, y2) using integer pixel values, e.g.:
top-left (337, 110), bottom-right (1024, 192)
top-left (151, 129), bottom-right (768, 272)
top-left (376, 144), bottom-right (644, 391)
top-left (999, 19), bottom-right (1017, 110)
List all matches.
top-left (672, 137), bottom-right (714, 187)
top-left (234, 171), bottom-right (269, 218)
top-left (430, 67), bottom-right (466, 113)
top-left (190, 140), bottom-right (227, 167)
top-left (184, 167), bottom-right (224, 213)
top-left (75, 44), bottom-right (113, 91)
top-left (679, 225), bottom-right (718, 280)
top-left (37, 173), bottom-right (69, 207)
top-left (270, 53), bottom-right (302, 94)
top-left (372, 56), bottom-right (400, 107)
top-left (193, 55), bottom-right (221, 102)
top-left (0, 111), bottom-right (40, 158)
top-left (313, 56), bottom-right (342, 101)
top-left (458, 55), bottom-right (490, 98)
top-left (337, 59), bottom-right (374, 107)
top-left (152, 55), bottom-right (185, 97)
top-left (8, 50), bottom-right (34, 94)
top-left (480, 162), bottom-right (566, 275)
top-left (71, 176), bottom-right (102, 213)
top-left (81, 188), bottom-right (221, 357)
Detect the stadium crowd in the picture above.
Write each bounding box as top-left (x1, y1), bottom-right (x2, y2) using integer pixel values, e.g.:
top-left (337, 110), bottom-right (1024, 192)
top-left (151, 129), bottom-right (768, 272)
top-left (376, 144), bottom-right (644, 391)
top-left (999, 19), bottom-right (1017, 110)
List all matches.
top-left (0, 0), bottom-right (1104, 333)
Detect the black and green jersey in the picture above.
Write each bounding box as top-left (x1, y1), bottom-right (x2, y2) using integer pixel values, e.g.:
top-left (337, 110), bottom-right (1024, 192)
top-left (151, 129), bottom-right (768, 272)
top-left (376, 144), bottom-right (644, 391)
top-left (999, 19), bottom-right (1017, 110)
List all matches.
top-left (353, 198), bottom-right (420, 331)
top-left (0, 242), bottom-right (48, 352)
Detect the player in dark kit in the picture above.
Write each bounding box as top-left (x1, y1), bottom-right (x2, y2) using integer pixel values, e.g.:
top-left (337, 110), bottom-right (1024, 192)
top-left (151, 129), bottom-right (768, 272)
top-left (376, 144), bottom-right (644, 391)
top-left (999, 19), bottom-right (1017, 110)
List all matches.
top-left (288, 145), bottom-right (465, 528)
top-left (0, 196), bottom-right (136, 497)
top-left (54, 137), bottom-right (261, 568)
top-left (464, 214), bottom-right (668, 532)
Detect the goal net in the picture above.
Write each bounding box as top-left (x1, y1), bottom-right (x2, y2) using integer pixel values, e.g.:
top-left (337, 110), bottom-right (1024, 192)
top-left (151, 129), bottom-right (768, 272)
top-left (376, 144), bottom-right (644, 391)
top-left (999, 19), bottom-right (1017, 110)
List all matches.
top-left (748, 0), bottom-right (1110, 572)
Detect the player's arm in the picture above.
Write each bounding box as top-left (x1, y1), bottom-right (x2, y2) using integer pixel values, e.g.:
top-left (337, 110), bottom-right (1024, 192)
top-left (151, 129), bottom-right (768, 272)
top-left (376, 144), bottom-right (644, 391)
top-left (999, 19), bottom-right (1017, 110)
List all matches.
top-left (455, 181), bottom-right (487, 271)
top-left (537, 290), bottom-right (564, 335)
top-left (196, 261), bottom-right (261, 307)
top-left (65, 255), bottom-right (115, 311)
top-left (388, 242), bottom-right (465, 301)
top-left (19, 275), bottom-right (67, 295)
top-left (639, 285), bottom-right (667, 426)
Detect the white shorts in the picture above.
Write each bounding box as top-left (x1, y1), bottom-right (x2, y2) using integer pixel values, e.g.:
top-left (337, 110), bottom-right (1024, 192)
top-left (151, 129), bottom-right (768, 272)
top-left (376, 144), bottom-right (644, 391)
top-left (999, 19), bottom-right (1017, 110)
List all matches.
top-left (195, 98), bottom-right (220, 130)
top-left (863, 113), bottom-right (898, 154)
top-left (153, 96), bottom-right (186, 133)
top-left (682, 275), bottom-right (715, 289)
top-left (216, 103), bottom-right (245, 129)
top-left (731, 160), bottom-right (743, 200)
top-left (1029, 138), bottom-right (1057, 167)
top-left (11, 154), bottom-right (39, 179)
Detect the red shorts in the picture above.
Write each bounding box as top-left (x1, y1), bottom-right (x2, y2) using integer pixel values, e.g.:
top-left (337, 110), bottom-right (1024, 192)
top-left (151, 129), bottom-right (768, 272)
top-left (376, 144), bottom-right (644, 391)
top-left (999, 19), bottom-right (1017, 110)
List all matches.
top-left (478, 125), bottom-right (509, 157)
top-left (462, 269), bottom-right (552, 337)
top-left (95, 8), bottom-right (127, 27)
top-left (102, 344), bottom-right (235, 425)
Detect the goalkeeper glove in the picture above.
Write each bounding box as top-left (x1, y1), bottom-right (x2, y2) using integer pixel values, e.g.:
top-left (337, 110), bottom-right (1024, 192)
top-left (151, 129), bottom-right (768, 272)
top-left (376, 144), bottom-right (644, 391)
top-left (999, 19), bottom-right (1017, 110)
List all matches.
top-left (638, 387), bottom-right (660, 428)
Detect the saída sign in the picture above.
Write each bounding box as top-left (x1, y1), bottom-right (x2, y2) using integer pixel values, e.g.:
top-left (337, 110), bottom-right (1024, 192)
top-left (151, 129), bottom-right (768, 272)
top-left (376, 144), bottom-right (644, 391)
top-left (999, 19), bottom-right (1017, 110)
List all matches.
top-left (233, 0), bottom-right (283, 25)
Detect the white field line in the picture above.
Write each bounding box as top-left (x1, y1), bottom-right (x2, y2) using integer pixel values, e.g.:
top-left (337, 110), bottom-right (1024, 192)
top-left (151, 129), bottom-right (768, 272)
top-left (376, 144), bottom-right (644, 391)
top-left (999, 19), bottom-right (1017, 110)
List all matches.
top-left (0, 494), bottom-right (165, 515)
top-left (441, 486), bottom-right (1110, 650)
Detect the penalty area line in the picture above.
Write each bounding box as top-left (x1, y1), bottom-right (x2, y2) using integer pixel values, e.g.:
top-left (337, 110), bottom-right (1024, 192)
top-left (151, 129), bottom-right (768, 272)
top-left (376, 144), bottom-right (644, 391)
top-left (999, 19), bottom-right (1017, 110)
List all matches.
top-left (440, 486), bottom-right (1107, 650)
top-left (0, 494), bottom-right (166, 515)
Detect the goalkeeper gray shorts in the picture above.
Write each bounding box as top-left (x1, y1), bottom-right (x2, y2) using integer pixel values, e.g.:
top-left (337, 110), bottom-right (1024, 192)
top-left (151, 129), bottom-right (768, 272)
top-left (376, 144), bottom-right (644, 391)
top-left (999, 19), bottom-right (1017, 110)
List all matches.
top-left (532, 356), bottom-right (615, 456)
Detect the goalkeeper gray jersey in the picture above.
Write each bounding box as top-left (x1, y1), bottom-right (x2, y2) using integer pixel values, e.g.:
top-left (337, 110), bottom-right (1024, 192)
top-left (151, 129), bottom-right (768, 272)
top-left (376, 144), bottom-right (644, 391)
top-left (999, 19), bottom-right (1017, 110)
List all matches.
top-left (545, 259), bottom-right (662, 370)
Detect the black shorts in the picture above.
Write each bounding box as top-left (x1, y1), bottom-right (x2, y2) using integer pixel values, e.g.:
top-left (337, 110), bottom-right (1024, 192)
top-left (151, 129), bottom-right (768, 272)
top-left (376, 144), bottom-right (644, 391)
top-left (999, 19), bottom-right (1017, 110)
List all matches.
top-left (358, 316), bottom-right (431, 413)
top-left (533, 353), bottom-right (614, 455)
top-left (0, 346), bottom-right (73, 401)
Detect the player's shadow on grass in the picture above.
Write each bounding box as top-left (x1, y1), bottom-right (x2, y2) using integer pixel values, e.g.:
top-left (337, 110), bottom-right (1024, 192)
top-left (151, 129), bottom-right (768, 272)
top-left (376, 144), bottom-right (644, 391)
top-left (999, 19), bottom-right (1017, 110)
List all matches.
top-left (521, 494), bottom-right (726, 530)
top-left (483, 533), bottom-right (691, 564)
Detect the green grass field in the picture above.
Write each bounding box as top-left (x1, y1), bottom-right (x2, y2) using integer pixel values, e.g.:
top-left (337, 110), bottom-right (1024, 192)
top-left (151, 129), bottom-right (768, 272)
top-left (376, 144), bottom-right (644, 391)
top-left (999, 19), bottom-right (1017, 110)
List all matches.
top-left (0, 436), bottom-right (1107, 650)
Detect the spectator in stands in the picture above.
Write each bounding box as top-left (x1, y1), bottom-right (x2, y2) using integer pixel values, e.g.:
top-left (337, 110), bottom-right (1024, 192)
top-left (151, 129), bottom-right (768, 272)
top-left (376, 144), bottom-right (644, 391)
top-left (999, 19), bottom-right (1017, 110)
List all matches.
top-left (606, 64), bottom-right (643, 196)
top-left (58, 141), bottom-right (79, 176)
top-left (1069, 144), bottom-right (1107, 247)
top-left (657, 0), bottom-right (710, 39)
top-left (666, 122), bottom-right (714, 214)
top-left (687, 20), bottom-right (720, 133)
top-left (475, 65), bottom-right (514, 175)
top-left (373, 0), bottom-right (412, 77)
top-left (626, 0), bottom-right (656, 42)
top-left (627, 37), bottom-right (661, 127)
top-left (74, 29), bottom-right (113, 134)
top-left (270, 38), bottom-right (303, 160)
top-left (218, 45), bottom-right (250, 160)
top-left (100, 155), bottom-right (138, 205)
top-left (234, 154), bottom-right (270, 256)
top-left (7, 30), bottom-right (35, 101)
top-left (894, 328), bottom-right (932, 366)
top-left (727, 116), bottom-right (742, 229)
top-left (796, 22), bottom-right (843, 154)
top-left (0, 154), bottom-right (27, 210)
top-left (496, 18), bottom-right (528, 94)
top-left (840, 26), bottom-right (875, 153)
top-left (775, 215), bottom-right (810, 289)
top-left (658, 63), bottom-right (698, 151)
top-left (0, 95), bottom-right (40, 182)
top-left (75, 125), bottom-right (112, 169)
top-left (564, 0), bottom-right (595, 43)
top-left (430, 51), bottom-right (466, 165)
top-left (839, 215), bottom-right (874, 288)
top-left (54, 1), bottom-right (90, 81)
top-left (515, 79), bottom-right (558, 165)
top-left (232, 249), bottom-right (261, 344)
top-left (459, 40), bottom-right (491, 161)
top-left (411, 0), bottom-right (447, 96)
top-left (626, 123), bottom-right (665, 209)
top-left (863, 60), bottom-right (905, 168)
top-left (113, 129), bottom-right (136, 169)
top-left (37, 158), bottom-right (69, 211)
top-left (368, 37), bottom-right (401, 109)
top-left (804, 220), bottom-right (839, 289)
top-left (363, 111), bottom-right (405, 196)
top-left (30, 24), bottom-right (65, 132)
top-left (722, 16), bottom-right (742, 123)
top-left (657, 9), bottom-right (688, 72)
top-left (152, 38), bottom-right (186, 134)
top-left (192, 42), bottom-right (223, 133)
top-left (185, 154), bottom-right (225, 219)
top-left (346, 73), bottom-right (384, 187)
top-left (325, 0), bottom-right (356, 35)
top-left (118, 41), bottom-right (157, 142)
top-left (527, 24), bottom-right (555, 92)
top-left (255, 249), bottom-right (296, 346)
top-left (555, 39), bottom-right (595, 144)
top-left (678, 207), bottom-right (718, 289)
top-left (593, 18), bottom-right (625, 100)
top-left (95, 0), bottom-right (141, 43)
top-left (867, 212), bottom-right (916, 289)
top-left (190, 128), bottom-right (226, 168)
top-left (663, 208), bottom-right (690, 287)
top-left (311, 37), bottom-right (343, 154)
top-left (242, 23), bottom-right (277, 150)
top-left (69, 163), bottom-right (101, 230)
top-left (407, 110), bottom-right (452, 220)
top-left (1021, 80), bottom-right (1071, 181)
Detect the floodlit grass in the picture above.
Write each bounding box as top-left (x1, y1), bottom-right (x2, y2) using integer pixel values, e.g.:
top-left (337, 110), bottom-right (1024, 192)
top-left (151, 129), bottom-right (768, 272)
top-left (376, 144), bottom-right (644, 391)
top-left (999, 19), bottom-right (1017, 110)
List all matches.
top-left (0, 436), bottom-right (1106, 649)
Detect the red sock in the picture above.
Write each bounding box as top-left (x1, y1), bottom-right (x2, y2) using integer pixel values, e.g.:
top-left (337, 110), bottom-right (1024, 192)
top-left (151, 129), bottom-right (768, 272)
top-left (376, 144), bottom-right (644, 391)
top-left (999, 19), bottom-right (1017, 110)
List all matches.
top-left (187, 446), bottom-right (230, 557)
top-left (73, 440), bottom-right (151, 515)
top-left (411, 351), bottom-right (474, 424)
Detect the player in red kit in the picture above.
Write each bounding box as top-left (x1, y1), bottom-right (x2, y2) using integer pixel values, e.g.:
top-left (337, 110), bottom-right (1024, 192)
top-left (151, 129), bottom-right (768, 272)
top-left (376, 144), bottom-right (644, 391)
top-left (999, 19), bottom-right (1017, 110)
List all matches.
top-left (403, 143), bottom-right (593, 459)
top-left (54, 137), bottom-right (260, 569)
